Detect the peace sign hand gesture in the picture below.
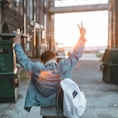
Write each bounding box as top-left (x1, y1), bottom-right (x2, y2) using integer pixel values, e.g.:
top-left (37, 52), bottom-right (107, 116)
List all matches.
top-left (78, 22), bottom-right (86, 39)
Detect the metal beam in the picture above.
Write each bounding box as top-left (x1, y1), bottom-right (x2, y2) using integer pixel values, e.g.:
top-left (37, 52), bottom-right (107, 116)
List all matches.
top-left (49, 3), bottom-right (108, 14)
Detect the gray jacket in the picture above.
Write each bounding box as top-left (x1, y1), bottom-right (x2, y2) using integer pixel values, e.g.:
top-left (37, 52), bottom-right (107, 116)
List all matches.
top-left (14, 38), bottom-right (85, 112)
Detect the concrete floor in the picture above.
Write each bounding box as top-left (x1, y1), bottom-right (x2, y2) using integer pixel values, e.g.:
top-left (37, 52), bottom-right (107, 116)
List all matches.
top-left (0, 54), bottom-right (118, 118)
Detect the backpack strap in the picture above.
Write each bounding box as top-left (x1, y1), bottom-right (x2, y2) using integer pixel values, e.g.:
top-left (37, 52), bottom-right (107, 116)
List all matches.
top-left (56, 64), bottom-right (64, 117)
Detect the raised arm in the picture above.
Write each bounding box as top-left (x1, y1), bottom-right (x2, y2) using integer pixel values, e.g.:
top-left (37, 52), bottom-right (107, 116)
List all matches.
top-left (13, 31), bottom-right (45, 72)
top-left (59, 23), bottom-right (87, 74)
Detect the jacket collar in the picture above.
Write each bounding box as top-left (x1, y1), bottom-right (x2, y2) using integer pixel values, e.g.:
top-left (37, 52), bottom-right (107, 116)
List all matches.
top-left (45, 59), bottom-right (57, 66)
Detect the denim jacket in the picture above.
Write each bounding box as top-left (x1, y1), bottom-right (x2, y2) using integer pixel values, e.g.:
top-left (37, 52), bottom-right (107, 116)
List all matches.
top-left (14, 38), bottom-right (85, 112)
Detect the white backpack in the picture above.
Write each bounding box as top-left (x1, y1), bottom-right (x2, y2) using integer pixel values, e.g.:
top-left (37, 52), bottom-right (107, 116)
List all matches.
top-left (60, 78), bottom-right (87, 118)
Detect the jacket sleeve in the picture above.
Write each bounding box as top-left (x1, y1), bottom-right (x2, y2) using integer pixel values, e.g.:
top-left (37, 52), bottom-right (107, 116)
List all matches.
top-left (14, 44), bottom-right (45, 72)
top-left (59, 38), bottom-right (86, 74)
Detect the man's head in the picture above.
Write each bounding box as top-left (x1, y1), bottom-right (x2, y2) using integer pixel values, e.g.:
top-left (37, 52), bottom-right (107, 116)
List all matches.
top-left (40, 50), bottom-right (56, 64)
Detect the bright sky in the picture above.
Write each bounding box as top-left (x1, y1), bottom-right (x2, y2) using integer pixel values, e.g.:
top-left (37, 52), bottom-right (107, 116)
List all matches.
top-left (55, 11), bottom-right (108, 47)
top-left (54, 0), bottom-right (108, 47)
top-left (55, 0), bottom-right (108, 6)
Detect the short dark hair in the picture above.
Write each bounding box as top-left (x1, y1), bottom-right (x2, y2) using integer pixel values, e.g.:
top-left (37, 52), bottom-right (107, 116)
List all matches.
top-left (40, 50), bottom-right (56, 64)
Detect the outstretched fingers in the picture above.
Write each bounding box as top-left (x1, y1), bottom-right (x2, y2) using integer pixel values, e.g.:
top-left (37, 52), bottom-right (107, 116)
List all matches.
top-left (78, 22), bottom-right (83, 29)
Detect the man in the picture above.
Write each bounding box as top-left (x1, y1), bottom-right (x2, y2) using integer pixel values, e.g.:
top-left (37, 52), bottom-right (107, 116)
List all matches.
top-left (13, 23), bottom-right (86, 112)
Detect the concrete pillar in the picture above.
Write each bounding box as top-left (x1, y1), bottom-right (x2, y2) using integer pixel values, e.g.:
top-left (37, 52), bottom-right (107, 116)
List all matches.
top-left (45, 0), bottom-right (55, 51)
top-left (109, 0), bottom-right (118, 48)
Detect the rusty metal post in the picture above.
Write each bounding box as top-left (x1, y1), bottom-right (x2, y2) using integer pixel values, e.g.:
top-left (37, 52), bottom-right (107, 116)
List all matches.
top-left (0, 2), bottom-right (1, 34)
top-left (109, 0), bottom-right (118, 48)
